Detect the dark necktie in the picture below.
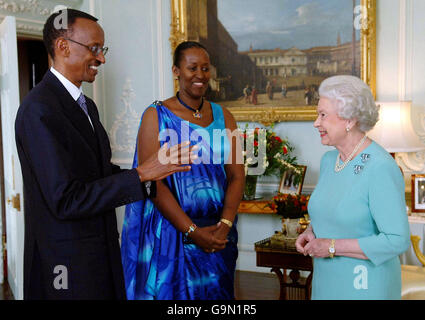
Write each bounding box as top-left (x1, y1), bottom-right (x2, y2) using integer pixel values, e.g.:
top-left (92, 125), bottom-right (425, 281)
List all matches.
top-left (77, 93), bottom-right (89, 117)
top-left (77, 93), bottom-right (93, 129)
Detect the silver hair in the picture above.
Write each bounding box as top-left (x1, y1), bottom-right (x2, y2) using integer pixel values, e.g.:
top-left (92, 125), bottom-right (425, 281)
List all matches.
top-left (318, 75), bottom-right (379, 132)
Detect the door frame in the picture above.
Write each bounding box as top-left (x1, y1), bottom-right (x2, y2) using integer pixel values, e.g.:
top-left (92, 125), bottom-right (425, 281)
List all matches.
top-left (0, 0), bottom-right (85, 296)
top-left (0, 25), bottom-right (43, 295)
top-left (0, 98), bottom-right (6, 285)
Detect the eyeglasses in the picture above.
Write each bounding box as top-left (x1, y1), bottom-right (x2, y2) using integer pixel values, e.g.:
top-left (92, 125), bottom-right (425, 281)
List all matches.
top-left (65, 38), bottom-right (109, 57)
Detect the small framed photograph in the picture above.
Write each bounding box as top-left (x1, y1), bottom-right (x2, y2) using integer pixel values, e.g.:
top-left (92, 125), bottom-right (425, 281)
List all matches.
top-left (279, 165), bottom-right (307, 195)
top-left (412, 174), bottom-right (425, 213)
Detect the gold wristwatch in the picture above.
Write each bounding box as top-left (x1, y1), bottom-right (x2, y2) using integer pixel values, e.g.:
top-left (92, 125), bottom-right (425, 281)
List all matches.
top-left (329, 239), bottom-right (336, 258)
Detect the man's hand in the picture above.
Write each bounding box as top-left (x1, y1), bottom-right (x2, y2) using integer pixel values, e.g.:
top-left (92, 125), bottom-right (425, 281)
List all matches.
top-left (136, 141), bottom-right (198, 181)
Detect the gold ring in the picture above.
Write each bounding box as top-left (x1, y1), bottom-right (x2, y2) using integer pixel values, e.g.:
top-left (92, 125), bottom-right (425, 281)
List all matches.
top-left (211, 249), bottom-right (215, 253)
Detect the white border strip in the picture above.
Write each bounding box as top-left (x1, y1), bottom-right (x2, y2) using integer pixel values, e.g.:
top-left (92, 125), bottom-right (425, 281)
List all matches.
top-left (398, 0), bottom-right (413, 101)
top-left (156, 0), bottom-right (165, 99)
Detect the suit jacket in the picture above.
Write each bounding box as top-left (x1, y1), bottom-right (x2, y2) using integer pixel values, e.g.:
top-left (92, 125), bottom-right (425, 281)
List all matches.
top-left (15, 71), bottom-right (146, 300)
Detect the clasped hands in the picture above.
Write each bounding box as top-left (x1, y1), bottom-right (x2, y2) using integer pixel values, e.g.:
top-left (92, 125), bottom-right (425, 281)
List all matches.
top-left (189, 222), bottom-right (231, 254)
top-left (295, 228), bottom-right (332, 258)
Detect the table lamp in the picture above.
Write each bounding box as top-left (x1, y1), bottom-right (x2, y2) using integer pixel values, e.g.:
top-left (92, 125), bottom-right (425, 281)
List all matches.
top-left (368, 101), bottom-right (425, 215)
top-left (368, 101), bottom-right (425, 157)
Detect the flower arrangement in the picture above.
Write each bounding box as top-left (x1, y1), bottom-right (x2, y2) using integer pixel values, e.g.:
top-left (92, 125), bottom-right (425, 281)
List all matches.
top-left (240, 124), bottom-right (299, 177)
top-left (268, 193), bottom-right (310, 219)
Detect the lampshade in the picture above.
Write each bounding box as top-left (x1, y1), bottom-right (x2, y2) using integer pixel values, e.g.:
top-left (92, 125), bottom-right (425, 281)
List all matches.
top-left (368, 101), bottom-right (425, 153)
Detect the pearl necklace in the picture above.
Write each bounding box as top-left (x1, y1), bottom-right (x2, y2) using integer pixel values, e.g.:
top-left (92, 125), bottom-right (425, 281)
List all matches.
top-left (334, 135), bottom-right (368, 172)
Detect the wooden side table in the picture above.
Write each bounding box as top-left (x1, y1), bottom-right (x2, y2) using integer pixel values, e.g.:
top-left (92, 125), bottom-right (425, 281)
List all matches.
top-left (255, 238), bottom-right (313, 300)
top-left (238, 199), bottom-right (275, 214)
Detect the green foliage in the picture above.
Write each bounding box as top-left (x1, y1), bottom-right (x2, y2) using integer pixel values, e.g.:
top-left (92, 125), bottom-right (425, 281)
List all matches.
top-left (240, 124), bottom-right (300, 178)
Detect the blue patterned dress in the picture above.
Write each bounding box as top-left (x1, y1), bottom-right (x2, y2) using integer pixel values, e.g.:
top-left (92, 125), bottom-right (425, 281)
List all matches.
top-left (308, 141), bottom-right (410, 299)
top-left (121, 101), bottom-right (238, 300)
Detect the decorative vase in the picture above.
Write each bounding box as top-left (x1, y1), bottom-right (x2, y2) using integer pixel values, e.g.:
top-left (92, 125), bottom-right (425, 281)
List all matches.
top-left (243, 175), bottom-right (258, 200)
top-left (282, 218), bottom-right (299, 238)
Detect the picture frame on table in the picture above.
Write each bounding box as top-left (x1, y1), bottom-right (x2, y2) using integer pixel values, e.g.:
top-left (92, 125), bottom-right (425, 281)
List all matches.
top-left (411, 174), bottom-right (425, 213)
top-left (279, 165), bottom-right (307, 195)
top-left (170, 0), bottom-right (376, 125)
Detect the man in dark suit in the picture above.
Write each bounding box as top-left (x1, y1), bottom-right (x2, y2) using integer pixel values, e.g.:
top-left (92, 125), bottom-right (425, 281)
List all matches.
top-left (15, 9), bottom-right (193, 300)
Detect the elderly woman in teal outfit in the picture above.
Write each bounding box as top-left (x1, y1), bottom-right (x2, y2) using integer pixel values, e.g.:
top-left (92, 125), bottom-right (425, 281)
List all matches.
top-left (296, 75), bottom-right (410, 300)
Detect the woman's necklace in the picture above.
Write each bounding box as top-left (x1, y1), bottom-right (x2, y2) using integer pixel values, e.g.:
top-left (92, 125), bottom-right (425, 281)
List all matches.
top-left (176, 91), bottom-right (204, 119)
top-left (334, 135), bottom-right (368, 172)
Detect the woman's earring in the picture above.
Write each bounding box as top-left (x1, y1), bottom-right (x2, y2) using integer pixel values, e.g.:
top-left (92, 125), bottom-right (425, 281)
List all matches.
top-left (346, 127), bottom-right (350, 132)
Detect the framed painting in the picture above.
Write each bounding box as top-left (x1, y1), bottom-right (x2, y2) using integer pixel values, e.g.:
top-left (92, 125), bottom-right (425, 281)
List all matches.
top-left (170, 0), bottom-right (376, 125)
top-left (411, 174), bottom-right (425, 213)
top-left (279, 165), bottom-right (307, 195)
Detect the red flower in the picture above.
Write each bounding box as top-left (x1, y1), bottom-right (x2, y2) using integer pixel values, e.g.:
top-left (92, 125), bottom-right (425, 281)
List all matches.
top-left (268, 192), bottom-right (309, 218)
top-left (241, 125), bottom-right (298, 178)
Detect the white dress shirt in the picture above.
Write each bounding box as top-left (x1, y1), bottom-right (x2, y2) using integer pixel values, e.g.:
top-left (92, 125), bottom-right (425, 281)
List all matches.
top-left (50, 67), bottom-right (94, 129)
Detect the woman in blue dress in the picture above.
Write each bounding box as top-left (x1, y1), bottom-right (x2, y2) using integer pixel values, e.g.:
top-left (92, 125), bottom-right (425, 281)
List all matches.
top-left (121, 41), bottom-right (245, 300)
top-left (295, 75), bottom-right (410, 299)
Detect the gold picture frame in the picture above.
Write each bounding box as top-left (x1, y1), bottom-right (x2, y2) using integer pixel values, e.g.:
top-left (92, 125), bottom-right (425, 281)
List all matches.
top-left (411, 174), bottom-right (425, 213)
top-left (279, 165), bottom-right (307, 195)
top-left (170, 0), bottom-right (376, 125)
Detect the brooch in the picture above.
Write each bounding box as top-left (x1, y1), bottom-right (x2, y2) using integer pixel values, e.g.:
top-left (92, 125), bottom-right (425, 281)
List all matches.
top-left (354, 165), bottom-right (364, 174)
top-left (360, 153), bottom-right (371, 163)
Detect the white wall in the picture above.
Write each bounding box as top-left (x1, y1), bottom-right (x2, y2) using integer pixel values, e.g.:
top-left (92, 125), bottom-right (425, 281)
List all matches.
top-left (90, 0), bottom-right (425, 272)
top-left (0, 0), bottom-right (84, 291)
top-left (1, 0), bottom-right (422, 295)
top-left (373, 0), bottom-right (425, 189)
top-left (398, 0), bottom-right (425, 178)
top-left (88, 0), bottom-right (175, 230)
